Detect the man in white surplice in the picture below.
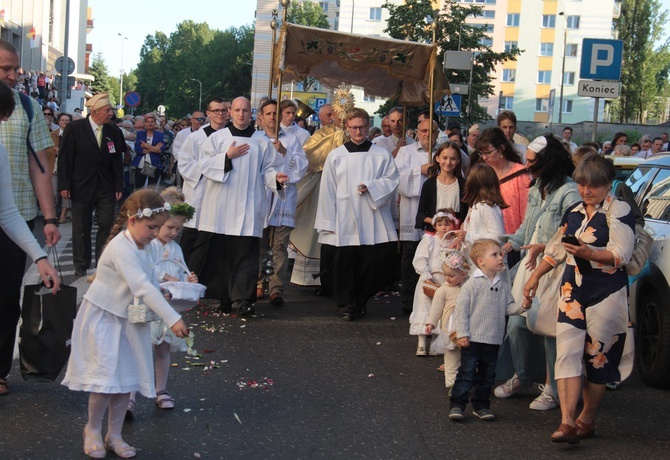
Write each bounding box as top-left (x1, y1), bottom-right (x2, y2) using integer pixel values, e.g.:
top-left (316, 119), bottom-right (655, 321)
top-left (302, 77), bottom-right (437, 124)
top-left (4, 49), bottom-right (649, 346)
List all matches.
top-left (394, 118), bottom-right (438, 313)
top-left (315, 108), bottom-right (399, 321)
top-left (372, 106), bottom-right (415, 158)
top-left (196, 97), bottom-right (288, 317)
top-left (252, 99), bottom-right (308, 306)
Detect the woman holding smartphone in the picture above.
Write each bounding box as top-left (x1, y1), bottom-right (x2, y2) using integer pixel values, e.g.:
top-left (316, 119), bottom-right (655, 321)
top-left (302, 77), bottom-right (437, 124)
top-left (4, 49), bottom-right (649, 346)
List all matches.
top-left (524, 153), bottom-right (635, 444)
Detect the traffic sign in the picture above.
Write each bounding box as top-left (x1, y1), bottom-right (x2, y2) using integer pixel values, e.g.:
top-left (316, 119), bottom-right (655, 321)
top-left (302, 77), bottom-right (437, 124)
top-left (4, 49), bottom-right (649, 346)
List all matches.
top-left (580, 39), bottom-right (623, 81)
top-left (55, 56), bottom-right (75, 75)
top-left (435, 94), bottom-right (461, 117)
top-left (315, 98), bottom-right (327, 108)
top-left (124, 91), bottom-right (141, 108)
top-left (449, 83), bottom-right (469, 95)
top-left (444, 51), bottom-right (473, 70)
top-left (578, 80), bottom-right (620, 99)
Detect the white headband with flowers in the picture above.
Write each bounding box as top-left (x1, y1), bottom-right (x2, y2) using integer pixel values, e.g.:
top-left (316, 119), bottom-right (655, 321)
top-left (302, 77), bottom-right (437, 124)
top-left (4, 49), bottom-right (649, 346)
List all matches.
top-left (432, 211), bottom-right (459, 228)
top-left (130, 203), bottom-right (171, 219)
top-left (440, 249), bottom-right (469, 272)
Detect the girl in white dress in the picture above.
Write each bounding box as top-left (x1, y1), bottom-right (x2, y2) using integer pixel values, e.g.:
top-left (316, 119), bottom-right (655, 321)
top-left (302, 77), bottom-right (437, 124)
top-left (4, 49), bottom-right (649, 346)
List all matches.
top-left (409, 210), bottom-right (462, 356)
top-left (127, 187), bottom-right (197, 414)
top-left (62, 189), bottom-right (189, 459)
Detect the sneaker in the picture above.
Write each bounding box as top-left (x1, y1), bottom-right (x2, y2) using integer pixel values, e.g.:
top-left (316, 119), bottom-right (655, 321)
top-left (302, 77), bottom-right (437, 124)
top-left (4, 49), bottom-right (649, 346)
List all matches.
top-left (448, 407), bottom-right (464, 421)
top-left (473, 408), bottom-right (496, 421)
top-left (416, 346), bottom-right (427, 356)
top-left (494, 374), bottom-right (523, 398)
top-left (530, 384), bottom-right (558, 411)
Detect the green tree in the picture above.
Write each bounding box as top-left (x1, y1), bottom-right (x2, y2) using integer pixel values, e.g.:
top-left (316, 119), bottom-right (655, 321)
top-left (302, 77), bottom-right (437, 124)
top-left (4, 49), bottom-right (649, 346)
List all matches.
top-left (134, 32), bottom-right (170, 113)
top-left (287, 1), bottom-right (330, 92)
top-left (380, 0), bottom-right (522, 126)
top-left (88, 54), bottom-right (117, 106)
top-left (613, 0), bottom-right (670, 123)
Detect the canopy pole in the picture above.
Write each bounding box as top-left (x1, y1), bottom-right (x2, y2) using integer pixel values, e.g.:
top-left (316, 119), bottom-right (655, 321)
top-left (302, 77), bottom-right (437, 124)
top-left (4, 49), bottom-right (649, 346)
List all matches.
top-left (428, 13), bottom-right (437, 164)
top-left (276, 0), bottom-right (291, 139)
top-left (269, 9), bottom-right (279, 100)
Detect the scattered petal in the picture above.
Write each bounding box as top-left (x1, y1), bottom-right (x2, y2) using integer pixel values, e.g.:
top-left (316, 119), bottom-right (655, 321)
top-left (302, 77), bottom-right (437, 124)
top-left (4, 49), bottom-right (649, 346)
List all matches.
top-left (183, 408), bottom-right (192, 412)
top-left (368, 374), bottom-right (375, 378)
top-left (240, 325), bottom-right (246, 328)
top-left (376, 342), bottom-right (381, 345)
top-left (200, 398), bottom-right (206, 401)
top-left (234, 412), bottom-right (242, 424)
top-left (390, 317), bottom-right (396, 320)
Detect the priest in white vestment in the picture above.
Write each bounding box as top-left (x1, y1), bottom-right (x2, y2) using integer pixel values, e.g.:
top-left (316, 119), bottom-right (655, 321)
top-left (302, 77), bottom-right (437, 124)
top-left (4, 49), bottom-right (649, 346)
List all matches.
top-left (394, 119), bottom-right (438, 313)
top-left (195, 97), bottom-right (288, 317)
top-left (315, 108), bottom-right (399, 321)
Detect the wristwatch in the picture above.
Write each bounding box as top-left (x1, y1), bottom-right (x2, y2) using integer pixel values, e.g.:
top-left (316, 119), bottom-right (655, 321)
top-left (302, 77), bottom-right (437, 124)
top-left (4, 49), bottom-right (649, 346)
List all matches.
top-left (44, 217), bottom-right (60, 227)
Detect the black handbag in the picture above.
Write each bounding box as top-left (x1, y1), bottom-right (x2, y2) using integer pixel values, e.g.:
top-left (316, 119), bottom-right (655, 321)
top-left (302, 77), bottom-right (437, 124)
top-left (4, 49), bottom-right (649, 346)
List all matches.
top-left (19, 248), bottom-right (77, 382)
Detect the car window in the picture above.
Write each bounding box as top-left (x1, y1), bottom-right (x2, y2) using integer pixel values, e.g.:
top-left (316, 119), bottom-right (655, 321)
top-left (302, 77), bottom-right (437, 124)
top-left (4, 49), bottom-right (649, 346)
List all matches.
top-left (640, 168), bottom-right (670, 221)
top-left (626, 166), bottom-right (655, 201)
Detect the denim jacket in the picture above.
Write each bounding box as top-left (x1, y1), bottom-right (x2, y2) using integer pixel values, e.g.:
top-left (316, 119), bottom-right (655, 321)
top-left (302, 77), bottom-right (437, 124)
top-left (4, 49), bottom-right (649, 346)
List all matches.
top-left (501, 177), bottom-right (581, 252)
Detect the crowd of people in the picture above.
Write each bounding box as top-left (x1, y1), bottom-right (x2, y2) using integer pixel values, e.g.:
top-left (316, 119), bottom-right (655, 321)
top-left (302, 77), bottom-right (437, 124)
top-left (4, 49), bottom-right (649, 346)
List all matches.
top-left (0, 35), bottom-right (645, 456)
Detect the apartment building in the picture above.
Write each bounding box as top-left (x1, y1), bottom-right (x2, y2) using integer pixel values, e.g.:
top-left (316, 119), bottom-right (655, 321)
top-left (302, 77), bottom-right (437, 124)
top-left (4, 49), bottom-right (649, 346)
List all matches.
top-left (454, 0), bottom-right (620, 123)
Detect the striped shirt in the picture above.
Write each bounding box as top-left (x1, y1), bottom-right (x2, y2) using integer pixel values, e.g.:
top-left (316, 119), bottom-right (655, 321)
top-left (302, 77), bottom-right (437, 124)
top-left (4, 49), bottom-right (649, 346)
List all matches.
top-left (0, 91), bottom-right (54, 220)
top-left (454, 269), bottom-right (523, 345)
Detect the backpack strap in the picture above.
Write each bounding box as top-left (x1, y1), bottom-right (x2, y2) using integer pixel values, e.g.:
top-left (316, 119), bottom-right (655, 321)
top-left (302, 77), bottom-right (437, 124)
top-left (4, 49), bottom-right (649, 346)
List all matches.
top-left (611, 179), bottom-right (621, 195)
top-left (18, 92), bottom-right (46, 173)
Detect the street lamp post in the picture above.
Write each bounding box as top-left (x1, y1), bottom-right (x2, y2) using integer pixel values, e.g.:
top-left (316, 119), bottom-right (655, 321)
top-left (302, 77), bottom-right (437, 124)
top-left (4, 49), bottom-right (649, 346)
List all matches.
top-left (190, 78), bottom-right (202, 112)
top-left (118, 33), bottom-right (127, 109)
top-left (351, 0), bottom-right (355, 33)
top-left (558, 12), bottom-right (567, 124)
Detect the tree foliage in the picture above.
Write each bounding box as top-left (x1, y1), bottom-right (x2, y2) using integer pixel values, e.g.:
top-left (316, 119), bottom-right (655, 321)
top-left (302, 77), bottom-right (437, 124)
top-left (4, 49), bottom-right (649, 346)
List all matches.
top-left (131, 21), bottom-right (254, 117)
top-left (380, 0), bottom-right (522, 126)
top-left (286, 1), bottom-right (330, 93)
top-left (88, 54), bottom-right (117, 105)
top-left (612, 0), bottom-right (670, 123)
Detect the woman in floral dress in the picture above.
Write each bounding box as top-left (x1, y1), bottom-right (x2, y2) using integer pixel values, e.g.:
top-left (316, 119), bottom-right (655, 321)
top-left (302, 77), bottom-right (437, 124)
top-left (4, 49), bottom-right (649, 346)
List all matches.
top-left (523, 153), bottom-right (635, 444)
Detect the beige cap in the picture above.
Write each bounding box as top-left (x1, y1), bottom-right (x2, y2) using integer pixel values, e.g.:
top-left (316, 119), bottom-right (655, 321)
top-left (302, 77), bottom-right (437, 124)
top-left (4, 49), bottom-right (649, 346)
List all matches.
top-left (468, 123), bottom-right (480, 134)
top-left (85, 93), bottom-right (111, 111)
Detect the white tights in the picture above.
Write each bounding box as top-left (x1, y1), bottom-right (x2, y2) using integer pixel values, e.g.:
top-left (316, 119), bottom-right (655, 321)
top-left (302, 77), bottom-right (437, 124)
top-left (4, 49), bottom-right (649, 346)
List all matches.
top-left (86, 392), bottom-right (130, 440)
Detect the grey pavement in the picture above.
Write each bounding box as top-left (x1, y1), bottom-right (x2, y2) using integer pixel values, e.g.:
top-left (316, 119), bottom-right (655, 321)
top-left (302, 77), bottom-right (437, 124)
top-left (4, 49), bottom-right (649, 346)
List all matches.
top-left (2, 224), bottom-right (670, 459)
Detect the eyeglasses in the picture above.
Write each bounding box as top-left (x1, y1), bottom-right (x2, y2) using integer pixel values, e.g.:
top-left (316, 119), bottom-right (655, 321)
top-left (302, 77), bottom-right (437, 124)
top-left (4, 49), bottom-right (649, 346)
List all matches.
top-left (43, 112), bottom-right (53, 117)
top-left (208, 109), bottom-right (228, 114)
top-left (479, 148), bottom-right (497, 157)
top-left (193, 117), bottom-right (206, 122)
top-left (348, 125), bottom-right (368, 131)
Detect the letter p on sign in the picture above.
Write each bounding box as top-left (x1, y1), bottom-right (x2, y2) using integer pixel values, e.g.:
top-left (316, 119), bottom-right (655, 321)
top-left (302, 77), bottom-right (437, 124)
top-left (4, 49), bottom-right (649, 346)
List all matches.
top-left (580, 39), bottom-right (623, 81)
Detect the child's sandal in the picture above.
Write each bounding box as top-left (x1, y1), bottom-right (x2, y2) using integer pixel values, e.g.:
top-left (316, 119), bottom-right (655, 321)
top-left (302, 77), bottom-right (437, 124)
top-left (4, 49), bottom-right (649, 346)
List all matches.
top-left (155, 390), bottom-right (175, 410)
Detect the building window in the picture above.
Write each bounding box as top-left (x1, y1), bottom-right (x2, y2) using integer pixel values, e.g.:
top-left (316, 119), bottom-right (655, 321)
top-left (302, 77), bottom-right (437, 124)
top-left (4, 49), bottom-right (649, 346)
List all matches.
top-left (319, 2), bottom-right (328, 13)
top-left (363, 92), bottom-right (375, 102)
top-left (564, 72), bottom-right (576, 85)
top-left (502, 69), bottom-right (516, 82)
top-left (566, 44), bottom-right (578, 57)
top-left (506, 13), bottom-right (520, 27)
top-left (566, 16), bottom-right (580, 29)
top-left (500, 96), bottom-right (513, 110)
top-left (479, 37), bottom-right (493, 47)
top-left (472, 23), bottom-right (494, 33)
top-left (504, 41), bottom-right (518, 52)
top-left (369, 7), bottom-right (381, 21)
top-left (535, 98), bottom-right (550, 112)
top-left (562, 100), bottom-right (574, 113)
top-left (538, 71), bottom-right (552, 84)
top-left (540, 43), bottom-right (554, 56)
top-left (542, 15), bottom-right (556, 28)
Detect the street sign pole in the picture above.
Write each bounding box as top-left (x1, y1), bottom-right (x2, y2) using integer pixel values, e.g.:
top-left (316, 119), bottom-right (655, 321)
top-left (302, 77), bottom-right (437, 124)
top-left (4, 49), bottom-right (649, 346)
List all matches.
top-left (592, 97), bottom-right (599, 142)
top-left (60, 0), bottom-right (71, 112)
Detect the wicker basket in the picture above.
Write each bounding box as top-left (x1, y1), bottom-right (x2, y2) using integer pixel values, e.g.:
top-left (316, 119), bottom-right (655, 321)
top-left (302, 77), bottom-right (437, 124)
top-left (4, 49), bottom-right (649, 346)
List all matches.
top-left (127, 303), bottom-right (161, 323)
top-left (160, 281), bottom-right (206, 311)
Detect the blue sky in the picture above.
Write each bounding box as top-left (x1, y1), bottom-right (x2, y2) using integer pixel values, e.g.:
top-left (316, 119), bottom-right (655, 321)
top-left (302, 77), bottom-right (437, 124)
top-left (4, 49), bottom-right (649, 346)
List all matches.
top-left (88, 0), bottom-right (257, 76)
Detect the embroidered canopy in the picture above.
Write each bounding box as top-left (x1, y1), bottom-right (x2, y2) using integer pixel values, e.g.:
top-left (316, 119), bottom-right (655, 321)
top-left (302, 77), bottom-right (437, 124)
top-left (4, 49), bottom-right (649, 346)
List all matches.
top-left (275, 23), bottom-right (450, 106)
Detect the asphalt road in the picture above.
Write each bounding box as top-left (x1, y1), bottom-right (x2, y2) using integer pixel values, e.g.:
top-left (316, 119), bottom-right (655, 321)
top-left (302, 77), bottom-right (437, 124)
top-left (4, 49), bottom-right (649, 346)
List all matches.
top-left (3, 221), bottom-right (670, 459)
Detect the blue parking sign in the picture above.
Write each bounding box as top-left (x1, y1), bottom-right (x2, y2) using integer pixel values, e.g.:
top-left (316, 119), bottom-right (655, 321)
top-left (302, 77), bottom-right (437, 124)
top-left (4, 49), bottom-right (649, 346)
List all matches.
top-left (580, 39), bottom-right (623, 81)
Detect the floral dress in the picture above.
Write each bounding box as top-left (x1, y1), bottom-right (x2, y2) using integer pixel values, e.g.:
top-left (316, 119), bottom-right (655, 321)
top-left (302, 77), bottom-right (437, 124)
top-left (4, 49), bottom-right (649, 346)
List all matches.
top-left (542, 193), bottom-right (635, 384)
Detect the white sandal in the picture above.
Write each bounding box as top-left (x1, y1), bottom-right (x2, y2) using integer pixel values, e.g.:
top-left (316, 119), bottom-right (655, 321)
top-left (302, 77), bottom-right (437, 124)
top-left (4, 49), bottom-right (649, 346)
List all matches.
top-left (155, 390), bottom-right (175, 410)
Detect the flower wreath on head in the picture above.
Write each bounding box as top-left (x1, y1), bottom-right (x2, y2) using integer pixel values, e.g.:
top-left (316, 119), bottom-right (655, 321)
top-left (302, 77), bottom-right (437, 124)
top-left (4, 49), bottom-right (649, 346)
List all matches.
top-left (169, 202), bottom-right (195, 221)
top-left (432, 211), bottom-right (459, 228)
top-left (131, 202), bottom-right (171, 219)
top-left (440, 249), bottom-right (469, 273)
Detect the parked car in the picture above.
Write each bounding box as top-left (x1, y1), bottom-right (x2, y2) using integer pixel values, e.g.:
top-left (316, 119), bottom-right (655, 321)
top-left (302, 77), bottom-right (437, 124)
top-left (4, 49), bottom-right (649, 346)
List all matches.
top-left (625, 153), bottom-right (670, 388)
top-left (605, 155), bottom-right (643, 181)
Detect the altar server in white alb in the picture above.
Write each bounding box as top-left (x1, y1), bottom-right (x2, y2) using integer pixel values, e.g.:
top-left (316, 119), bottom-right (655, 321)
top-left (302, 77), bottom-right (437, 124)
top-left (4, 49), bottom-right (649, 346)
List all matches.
top-left (394, 118), bottom-right (439, 313)
top-left (252, 99), bottom-right (308, 306)
top-left (315, 108), bottom-right (399, 321)
top-left (196, 97), bottom-right (288, 317)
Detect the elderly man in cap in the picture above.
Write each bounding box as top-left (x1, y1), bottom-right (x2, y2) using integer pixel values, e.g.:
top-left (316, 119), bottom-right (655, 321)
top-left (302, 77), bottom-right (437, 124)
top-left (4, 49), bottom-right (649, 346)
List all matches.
top-left (58, 92), bottom-right (126, 276)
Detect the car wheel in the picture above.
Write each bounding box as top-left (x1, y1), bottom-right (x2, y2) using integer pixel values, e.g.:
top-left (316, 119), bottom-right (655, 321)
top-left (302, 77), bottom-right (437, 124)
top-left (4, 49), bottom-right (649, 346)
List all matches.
top-left (636, 290), bottom-right (670, 388)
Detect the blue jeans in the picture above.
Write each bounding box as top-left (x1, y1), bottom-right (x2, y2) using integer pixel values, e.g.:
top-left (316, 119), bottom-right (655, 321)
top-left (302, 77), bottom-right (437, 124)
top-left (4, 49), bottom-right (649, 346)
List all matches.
top-left (450, 342), bottom-right (499, 411)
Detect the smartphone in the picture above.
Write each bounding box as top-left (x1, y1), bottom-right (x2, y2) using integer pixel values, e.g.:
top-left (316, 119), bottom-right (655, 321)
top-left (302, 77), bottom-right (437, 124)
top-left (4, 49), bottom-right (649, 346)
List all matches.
top-left (561, 234), bottom-right (592, 274)
top-left (561, 234), bottom-right (580, 245)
